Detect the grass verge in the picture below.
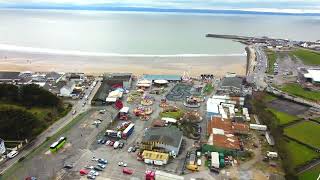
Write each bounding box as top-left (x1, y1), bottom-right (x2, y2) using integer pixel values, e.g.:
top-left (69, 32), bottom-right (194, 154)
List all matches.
top-left (267, 108), bottom-right (299, 125)
top-left (290, 48), bottom-right (320, 65)
top-left (298, 164), bottom-right (320, 180)
top-left (266, 50), bottom-right (277, 74)
top-left (281, 83), bottom-right (320, 102)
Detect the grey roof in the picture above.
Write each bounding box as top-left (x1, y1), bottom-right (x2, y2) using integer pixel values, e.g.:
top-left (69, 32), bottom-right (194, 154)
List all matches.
top-left (62, 81), bottom-right (75, 91)
top-left (0, 71), bottom-right (21, 80)
top-left (92, 81), bottom-right (110, 102)
top-left (220, 77), bottom-right (243, 89)
top-left (142, 127), bottom-right (183, 148)
top-left (104, 73), bottom-right (132, 82)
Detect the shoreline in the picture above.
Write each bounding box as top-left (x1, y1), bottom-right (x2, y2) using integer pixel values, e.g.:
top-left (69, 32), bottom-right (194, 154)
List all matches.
top-left (0, 50), bottom-right (247, 76)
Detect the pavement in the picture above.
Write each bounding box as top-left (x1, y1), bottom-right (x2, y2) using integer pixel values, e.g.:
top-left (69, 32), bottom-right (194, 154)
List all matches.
top-left (0, 78), bottom-right (102, 178)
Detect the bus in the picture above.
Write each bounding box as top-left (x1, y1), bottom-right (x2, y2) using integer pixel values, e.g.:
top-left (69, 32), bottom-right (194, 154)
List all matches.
top-left (50, 137), bottom-right (67, 152)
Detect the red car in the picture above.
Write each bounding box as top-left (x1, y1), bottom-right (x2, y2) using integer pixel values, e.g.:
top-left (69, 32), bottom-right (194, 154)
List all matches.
top-left (122, 168), bottom-right (133, 175)
top-left (109, 141), bottom-right (115, 146)
top-left (79, 169), bottom-right (89, 175)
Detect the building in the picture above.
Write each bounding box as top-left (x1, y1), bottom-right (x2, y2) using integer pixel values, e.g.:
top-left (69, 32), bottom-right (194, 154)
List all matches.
top-left (0, 138), bottom-right (5, 155)
top-left (91, 81), bottom-right (111, 106)
top-left (218, 75), bottom-right (243, 95)
top-left (104, 73), bottom-right (132, 89)
top-left (303, 69), bottom-right (320, 85)
top-left (142, 150), bottom-right (169, 165)
top-left (59, 81), bottom-right (75, 97)
top-left (141, 127), bottom-right (183, 156)
top-left (142, 74), bottom-right (181, 82)
top-left (207, 116), bottom-right (249, 135)
top-left (0, 71), bottom-right (21, 83)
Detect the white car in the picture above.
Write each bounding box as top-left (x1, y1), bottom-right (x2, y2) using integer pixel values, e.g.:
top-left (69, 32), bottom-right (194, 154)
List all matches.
top-left (72, 110), bottom-right (76, 115)
top-left (127, 147), bottom-right (133, 153)
top-left (89, 170), bottom-right (99, 176)
top-left (118, 161), bottom-right (127, 167)
top-left (7, 150), bottom-right (18, 159)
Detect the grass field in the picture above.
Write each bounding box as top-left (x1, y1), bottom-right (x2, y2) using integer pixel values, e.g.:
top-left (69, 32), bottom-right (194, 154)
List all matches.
top-left (281, 83), bottom-right (320, 102)
top-left (298, 164), bottom-right (320, 180)
top-left (203, 83), bottom-right (214, 95)
top-left (263, 93), bottom-right (277, 102)
top-left (313, 117), bottom-right (320, 123)
top-left (284, 121), bottom-right (320, 148)
top-left (290, 48), bottom-right (320, 65)
top-left (283, 140), bottom-right (319, 169)
top-left (267, 108), bottom-right (299, 125)
top-left (266, 50), bottom-right (277, 74)
top-left (160, 110), bottom-right (184, 119)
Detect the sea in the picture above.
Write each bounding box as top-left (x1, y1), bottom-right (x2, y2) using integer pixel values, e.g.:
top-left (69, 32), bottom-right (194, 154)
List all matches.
top-left (0, 9), bottom-right (319, 56)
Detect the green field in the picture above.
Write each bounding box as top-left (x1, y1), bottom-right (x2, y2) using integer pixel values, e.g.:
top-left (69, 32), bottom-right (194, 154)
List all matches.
top-left (263, 93), bottom-right (277, 102)
top-left (290, 48), bottom-right (320, 65)
top-left (281, 83), bottom-right (320, 102)
top-left (267, 108), bottom-right (299, 125)
top-left (283, 140), bottom-right (319, 169)
top-left (298, 164), bottom-right (320, 180)
top-left (160, 110), bottom-right (184, 119)
top-left (266, 50), bottom-right (277, 74)
top-left (203, 83), bottom-right (214, 95)
top-left (284, 121), bottom-right (320, 148)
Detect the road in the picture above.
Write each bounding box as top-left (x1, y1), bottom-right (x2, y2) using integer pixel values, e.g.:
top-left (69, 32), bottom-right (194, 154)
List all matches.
top-left (0, 78), bottom-right (101, 177)
top-left (247, 45), bottom-right (268, 90)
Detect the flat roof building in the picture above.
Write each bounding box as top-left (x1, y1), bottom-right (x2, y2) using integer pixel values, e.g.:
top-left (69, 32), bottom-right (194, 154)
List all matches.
top-left (303, 69), bottom-right (320, 84)
top-left (142, 74), bottom-right (181, 82)
top-left (142, 150), bottom-right (169, 165)
top-left (0, 71), bottom-right (21, 83)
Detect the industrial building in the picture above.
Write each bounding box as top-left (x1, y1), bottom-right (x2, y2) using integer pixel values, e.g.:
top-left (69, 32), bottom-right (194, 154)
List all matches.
top-left (59, 81), bottom-right (76, 97)
top-left (0, 71), bottom-right (21, 83)
top-left (142, 74), bottom-right (181, 82)
top-left (302, 68), bottom-right (320, 85)
top-left (141, 127), bottom-right (183, 156)
top-left (218, 74), bottom-right (243, 95)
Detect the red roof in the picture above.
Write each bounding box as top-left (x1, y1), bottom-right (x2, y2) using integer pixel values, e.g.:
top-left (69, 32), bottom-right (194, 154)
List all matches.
top-left (207, 116), bottom-right (249, 135)
top-left (212, 134), bottom-right (240, 150)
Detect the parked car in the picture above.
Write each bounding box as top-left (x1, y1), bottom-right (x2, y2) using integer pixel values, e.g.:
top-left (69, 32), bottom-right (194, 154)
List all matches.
top-left (106, 140), bottom-right (111, 145)
top-left (80, 169), bottom-right (89, 175)
top-left (87, 174), bottom-right (96, 179)
top-left (94, 166), bottom-right (103, 171)
top-left (25, 177), bottom-right (37, 180)
top-left (97, 164), bottom-right (106, 169)
top-left (63, 164), bottom-right (73, 169)
top-left (72, 110), bottom-right (76, 115)
top-left (109, 141), bottom-right (115, 146)
top-left (118, 161), bottom-right (127, 167)
top-left (122, 168), bottom-right (133, 175)
top-left (98, 159), bottom-right (108, 164)
top-left (7, 150), bottom-right (19, 159)
top-left (89, 170), bottom-right (99, 176)
top-left (131, 146), bottom-right (137, 152)
top-left (127, 147), bottom-right (133, 153)
top-left (101, 139), bottom-right (107, 144)
top-left (85, 165), bottom-right (94, 170)
top-left (119, 142), bottom-right (124, 149)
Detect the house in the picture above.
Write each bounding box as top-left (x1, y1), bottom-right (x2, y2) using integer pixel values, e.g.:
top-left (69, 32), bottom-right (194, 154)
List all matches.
top-left (0, 138), bottom-right (5, 155)
top-left (218, 75), bottom-right (243, 95)
top-left (0, 71), bottom-right (21, 83)
top-left (141, 127), bottom-right (183, 156)
top-left (59, 82), bottom-right (75, 97)
top-left (142, 150), bottom-right (169, 165)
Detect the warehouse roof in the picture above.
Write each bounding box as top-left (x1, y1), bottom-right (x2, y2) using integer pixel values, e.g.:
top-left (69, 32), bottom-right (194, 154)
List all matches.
top-left (304, 69), bottom-right (320, 82)
top-left (142, 150), bottom-right (169, 161)
top-left (142, 74), bottom-right (181, 81)
top-left (207, 117), bottom-right (249, 135)
top-left (142, 127), bottom-right (183, 148)
top-left (0, 71), bottom-right (21, 81)
top-left (220, 76), bottom-right (243, 89)
top-left (211, 134), bottom-right (240, 150)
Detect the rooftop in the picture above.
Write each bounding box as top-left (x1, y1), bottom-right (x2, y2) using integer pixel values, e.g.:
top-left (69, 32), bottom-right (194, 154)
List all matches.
top-left (0, 71), bottom-right (21, 81)
top-left (142, 150), bottom-right (169, 161)
top-left (211, 134), bottom-right (241, 150)
top-left (304, 69), bottom-right (320, 82)
top-left (142, 74), bottom-right (181, 81)
top-left (142, 127), bottom-right (183, 148)
top-left (207, 116), bottom-right (249, 135)
top-left (220, 76), bottom-right (243, 89)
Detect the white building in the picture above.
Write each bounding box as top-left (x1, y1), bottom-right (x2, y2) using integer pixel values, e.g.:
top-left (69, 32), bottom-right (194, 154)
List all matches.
top-left (59, 82), bottom-right (75, 97)
top-left (303, 69), bottom-right (320, 84)
top-left (0, 138), bottom-right (6, 155)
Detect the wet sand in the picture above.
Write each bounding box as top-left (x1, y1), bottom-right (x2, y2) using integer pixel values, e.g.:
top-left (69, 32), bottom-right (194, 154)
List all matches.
top-left (0, 51), bottom-right (246, 76)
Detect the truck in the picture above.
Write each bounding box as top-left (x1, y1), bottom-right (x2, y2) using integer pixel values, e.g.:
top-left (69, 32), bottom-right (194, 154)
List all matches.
top-left (105, 130), bottom-right (121, 138)
top-left (267, 151), bottom-right (278, 158)
top-left (122, 123), bottom-right (134, 139)
top-left (249, 124), bottom-right (267, 131)
top-left (211, 152), bottom-right (220, 169)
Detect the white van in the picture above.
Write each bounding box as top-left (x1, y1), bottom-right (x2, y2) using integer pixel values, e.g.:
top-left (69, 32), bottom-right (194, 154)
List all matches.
top-left (113, 141), bottom-right (120, 149)
top-left (7, 150), bottom-right (19, 159)
top-left (197, 159), bottom-right (202, 166)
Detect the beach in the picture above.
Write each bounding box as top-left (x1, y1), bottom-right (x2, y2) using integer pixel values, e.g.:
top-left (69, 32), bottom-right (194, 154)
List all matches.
top-left (0, 51), bottom-right (246, 76)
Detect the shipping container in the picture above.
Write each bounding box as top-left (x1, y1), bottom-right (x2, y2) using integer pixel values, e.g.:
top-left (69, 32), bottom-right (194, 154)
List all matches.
top-left (250, 124), bottom-right (267, 131)
top-left (211, 152), bottom-right (220, 169)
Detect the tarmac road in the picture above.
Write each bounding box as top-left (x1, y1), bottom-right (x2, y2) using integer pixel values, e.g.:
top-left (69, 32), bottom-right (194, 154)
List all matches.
top-left (0, 78), bottom-right (101, 178)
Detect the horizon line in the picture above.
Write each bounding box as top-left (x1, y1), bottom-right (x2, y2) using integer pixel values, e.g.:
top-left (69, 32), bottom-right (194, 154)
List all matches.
top-left (1, 6), bottom-right (320, 16)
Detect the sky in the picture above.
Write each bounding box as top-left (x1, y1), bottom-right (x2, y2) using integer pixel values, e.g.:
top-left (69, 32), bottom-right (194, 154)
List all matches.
top-left (0, 0), bottom-right (320, 14)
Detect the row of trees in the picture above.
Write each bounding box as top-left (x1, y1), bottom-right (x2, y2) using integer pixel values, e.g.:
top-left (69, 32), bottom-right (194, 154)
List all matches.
top-left (0, 84), bottom-right (61, 108)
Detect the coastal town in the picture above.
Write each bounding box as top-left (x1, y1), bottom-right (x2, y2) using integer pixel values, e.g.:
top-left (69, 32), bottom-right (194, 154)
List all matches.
top-left (0, 36), bottom-right (319, 180)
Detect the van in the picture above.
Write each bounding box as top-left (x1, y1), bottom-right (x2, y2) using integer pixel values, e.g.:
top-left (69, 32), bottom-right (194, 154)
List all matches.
top-left (113, 141), bottom-right (120, 149)
top-left (7, 150), bottom-right (18, 159)
top-left (197, 159), bottom-right (202, 166)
